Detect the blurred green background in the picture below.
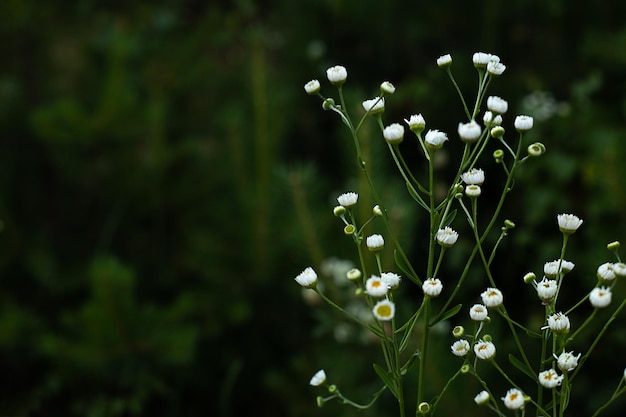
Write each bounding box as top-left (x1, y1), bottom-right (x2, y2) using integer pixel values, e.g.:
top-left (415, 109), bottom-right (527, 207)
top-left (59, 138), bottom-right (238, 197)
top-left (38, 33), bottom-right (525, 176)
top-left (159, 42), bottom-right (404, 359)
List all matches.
top-left (1, 0), bottom-right (625, 416)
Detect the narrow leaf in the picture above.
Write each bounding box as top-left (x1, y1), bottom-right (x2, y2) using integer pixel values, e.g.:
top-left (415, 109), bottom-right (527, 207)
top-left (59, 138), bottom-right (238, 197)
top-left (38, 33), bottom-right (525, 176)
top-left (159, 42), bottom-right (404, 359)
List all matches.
top-left (394, 250), bottom-right (419, 284)
top-left (373, 363), bottom-right (399, 399)
top-left (406, 182), bottom-right (430, 211)
top-left (432, 304), bottom-right (462, 326)
top-left (508, 354), bottom-right (536, 381)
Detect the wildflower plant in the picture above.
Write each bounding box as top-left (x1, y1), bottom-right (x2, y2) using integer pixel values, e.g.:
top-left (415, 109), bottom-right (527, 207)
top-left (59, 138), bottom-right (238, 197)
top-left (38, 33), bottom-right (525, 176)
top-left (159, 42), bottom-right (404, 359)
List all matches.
top-left (295, 53), bottom-right (626, 416)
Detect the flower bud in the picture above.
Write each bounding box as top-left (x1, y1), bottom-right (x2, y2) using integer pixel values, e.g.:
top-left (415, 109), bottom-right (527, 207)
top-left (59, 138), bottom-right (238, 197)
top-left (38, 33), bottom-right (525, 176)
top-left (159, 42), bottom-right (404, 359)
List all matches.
top-left (452, 325), bottom-right (465, 337)
top-left (383, 123), bottom-right (405, 145)
top-left (373, 205), bottom-right (383, 217)
top-left (607, 241), bottom-right (620, 251)
top-left (304, 79), bottom-right (321, 95)
top-left (344, 224), bottom-right (356, 235)
top-left (346, 268), bottom-right (362, 282)
top-left (333, 205), bottom-right (346, 217)
top-left (418, 402), bottom-right (431, 414)
top-left (528, 142), bottom-right (546, 157)
top-left (490, 126), bottom-right (505, 138)
top-left (493, 149), bottom-right (504, 163)
top-left (515, 115), bottom-right (534, 132)
top-left (404, 114), bottom-right (426, 133)
top-left (322, 98), bottom-right (335, 111)
top-left (523, 272), bottom-right (536, 284)
top-left (436, 54), bottom-right (452, 68)
top-left (326, 65), bottom-right (347, 85)
top-left (380, 81), bottom-right (395, 95)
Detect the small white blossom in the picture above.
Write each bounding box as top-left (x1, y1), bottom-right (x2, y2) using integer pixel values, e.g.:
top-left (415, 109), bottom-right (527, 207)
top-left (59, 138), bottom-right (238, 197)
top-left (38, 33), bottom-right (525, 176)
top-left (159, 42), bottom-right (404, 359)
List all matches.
top-left (366, 234), bottom-right (385, 251)
top-left (437, 54), bottom-right (452, 67)
top-left (474, 340), bottom-right (496, 360)
top-left (470, 304), bottom-right (489, 321)
top-left (337, 192), bottom-right (358, 208)
top-left (458, 120), bottom-right (482, 143)
top-left (536, 277), bottom-right (558, 302)
top-left (514, 115), bottom-right (534, 132)
top-left (614, 262), bottom-right (626, 278)
top-left (544, 259), bottom-right (575, 277)
top-left (461, 168), bottom-right (485, 185)
top-left (502, 388), bottom-right (525, 410)
top-left (362, 97), bottom-right (385, 114)
top-left (557, 213), bottom-right (583, 234)
top-left (383, 123), bottom-right (405, 145)
top-left (380, 81), bottom-right (395, 95)
top-left (295, 267), bottom-right (318, 288)
top-left (436, 227), bottom-right (459, 247)
top-left (556, 351), bottom-right (581, 372)
top-left (372, 299), bottom-right (395, 321)
top-left (346, 268), bottom-right (362, 282)
top-left (381, 272), bottom-right (401, 290)
top-left (538, 369), bottom-right (563, 389)
top-left (474, 390), bottom-right (490, 405)
top-left (366, 276), bottom-right (389, 297)
top-left (589, 286), bottom-right (612, 308)
top-left (487, 61), bottom-right (506, 75)
top-left (545, 312), bottom-right (570, 334)
top-left (326, 65), bottom-right (347, 85)
top-left (487, 96), bottom-right (509, 114)
top-left (424, 129), bottom-right (448, 150)
top-left (481, 288), bottom-right (504, 308)
top-left (404, 114), bottom-right (426, 132)
top-left (310, 369), bottom-right (326, 386)
top-left (304, 79), bottom-right (321, 95)
top-left (473, 52), bottom-right (493, 68)
top-left (465, 185), bottom-right (482, 197)
top-left (451, 339), bottom-right (471, 357)
top-left (483, 111), bottom-right (503, 126)
top-left (372, 204), bottom-right (383, 217)
top-left (422, 278), bottom-right (443, 297)
top-left (597, 262), bottom-right (616, 281)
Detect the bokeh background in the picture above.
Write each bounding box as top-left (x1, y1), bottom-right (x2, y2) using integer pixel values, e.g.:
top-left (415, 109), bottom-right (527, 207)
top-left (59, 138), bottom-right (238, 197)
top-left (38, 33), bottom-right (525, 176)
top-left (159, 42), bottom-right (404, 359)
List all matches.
top-left (1, 0), bottom-right (626, 416)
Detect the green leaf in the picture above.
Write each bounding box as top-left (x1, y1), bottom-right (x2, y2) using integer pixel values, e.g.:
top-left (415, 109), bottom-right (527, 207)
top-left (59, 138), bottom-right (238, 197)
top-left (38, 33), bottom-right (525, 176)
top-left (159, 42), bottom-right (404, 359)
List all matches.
top-left (373, 363), bottom-right (399, 399)
top-left (406, 181), bottom-right (429, 211)
top-left (508, 354), bottom-right (535, 381)
top-left (393, 250), bottom-right (419, 284)
top-left (442, 209), bottom-right (457, 228)
top-left (400, 351), bottom-right (421, 375)
top-left (432, 304), bottom-right (462, 326)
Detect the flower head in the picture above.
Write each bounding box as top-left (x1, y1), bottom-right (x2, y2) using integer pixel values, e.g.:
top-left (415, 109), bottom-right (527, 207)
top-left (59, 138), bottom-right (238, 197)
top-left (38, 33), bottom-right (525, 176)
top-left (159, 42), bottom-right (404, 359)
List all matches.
top-left (614, 262), bottom-right (626, 278)
top-left (487, 96), bottom-right (509, 114)
top-left (502, 388), bottom-right (525, 410)
top-left (538, 369), bottom-right (563, 389)
top-left (474, 390), bottom-right (490, 405)
top-left (483, 111), bottom-right (503, 126)
top-left (404, 114), bottom-right (426, 133)
top-left (461, 168), bottom-right (485, 185)
top-left (437, 54), bottom-right (452, 68)
top-left (362, 97), bottom-right (385, 115)
top-left (424, 129), bottom-right (448, 150)
top-left (366, 276), bottom-right (388, 297)
top-left (546, 312), bottom-right (570, 334)
top-left (326, 65), bottom-right (347, 85)
top-left (589, 286), bottom-right (612, 308)
top-left (536, 277), bottom-right (558, 302)
top-left (295, 267), bottom-right (318, 288)
top-left (304, 79), bottom-right (321, 95)
top-left (451, 339), bottom-right (470, 357)
top-left (465, 185), bottom-right (482, 197)
top-left (556, 351), bottom-right (581, 372)
top-left (337, 192), bottom-right (358, 208)
top-left (383, 123), bottom-right (405, 145)
top-left (380, 81), bottom-right (395, 95)
top-left (470, 304), bottom-right (489, 321)
top-left (458, 120), bottom-right (482, 143)
top-left (366, 234), bottom-right (384, 251)
top-left (597, 262), bottom-right (616, 281)
top-left (474, 340), bottom-right (496, 360)
top-left (481, 287), bottom-right (504, 308)
top-left (310, 369), bottom-right (327, 386)
top-left (487, 61), bottom-right (506, 75)
top-left (514, 115), bottom-right (534, 132)
top-left (422, 278), bottom-right (443, 297)
top-left (381, 272), bottom-right (402, 290)
top-left (436, 227), bottom-right (459, 247)
top-left (346, 268), bottom-right (362, 282)
top-left (473, 52), bottom-right (494, 68)
top-left (372, 299), bottom-right (395, 321)
top-left (544, 259), bottom-right (575, 277)
top-left (557, 213), bottom-right (583, 234)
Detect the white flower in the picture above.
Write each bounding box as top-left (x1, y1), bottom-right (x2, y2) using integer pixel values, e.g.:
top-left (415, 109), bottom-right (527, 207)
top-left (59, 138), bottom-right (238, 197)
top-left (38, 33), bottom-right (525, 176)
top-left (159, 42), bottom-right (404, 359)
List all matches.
top-left (372, 299), bottom-right (395, 321)
top-left (422, 278), bottom-right (443, 297)
top-left (458, 120), bottom-right (482, 143)
top-left (474, 340), bottom-right (496, 360)
top-left (473, 52), bottom-right (493, 68)
top-left (451, 339), bottom-right (471, 357)
top-left (502, 388), bottom-right (525, 410)
top-left (536, 277), bottom-right (558, 302)
top-left (372, 204), bottom-right (383, 217)
top-left (362, 97), bottom-right (385, 114)
top-left (597, 262), bottom-right (616, 281)
top-left (556, 351), bottom-right (581, 372)
top-left (545, 312), bottom-right (570, 334)
top-left (469, 304), bottom-right (489, 321)
top-left (326, 65), bottom-right (347, 85)
top-left (481, 288), bottom-right (504, 308)
top-left (589, 286), bottom-right (612, 308)
top-left (383, 123), bottom-right (405, 145)
top-left (366, 234), bottom-right (385, 251)
top-left (474, 390), bottom-right (490, 405)
top-left (381, 272), bottom-right (401, 290)
top-left (295, 267), bottom-right (318, 288)
top-left (487, 61), bottom-right (506, 75)
top-left (424, 129), bottom-right (448, 150)
top-left (304, 79), bottom-right (321, 95)
top-left (614, 262), bottom-right (626, 278)
top-left (346, 268), bottom-right (362, 282)
top-left (514, 115), bottom-right (534, 132)
top-left (623, 367), bottom-right (626, 382)
top-left (465, 185), bottom-right (482, 197)
top-left (461, 168), bottom-right (485, 185)
top-left (309, 369), bottom-right (326, 386)
top-left (544, 259), bottom-right (575, 277)
top-left (436, 227), bottom-right (459, 247)
top-left (380, 81), bottom-right (395, 95)
top-left (437, 54), bottom-right (452, 67)
top-left (538, 369), bottom-right (563, 389)
top-left (337, 192), bottom-right (358, 208)
top-left (557, 213), bottom-right (583, 234)
top-left (487, 96), bottom-right (509, 114)
top-left (483, 110), bottom-right (503, 126)
top-left (404, 114), bottom-right (426, 132)
top-left (366, 276), bottom-right (389, 297)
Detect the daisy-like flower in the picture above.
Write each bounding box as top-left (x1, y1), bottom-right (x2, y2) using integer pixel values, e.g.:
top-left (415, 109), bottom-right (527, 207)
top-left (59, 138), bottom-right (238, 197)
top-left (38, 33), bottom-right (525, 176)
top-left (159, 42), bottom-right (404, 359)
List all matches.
top-left (381, 272), bottom-right (401, 290)
top-left (437, 54), bottom-right (452, 67)
top-left (597, 262), bottom-right (616, 281)
top-left (557, 213), bottom-right (583, 234)
top-left (424, 129), bottom-right (448, 150)
top-left (346, 268), bottom-right (362, 282)
top-left (536, 277), bottom-right (558, 302)
top-left (451, 339), bottom-right (471, 357)
top-left (474, 340), bottom-right (496, 360)
top-left (491, 126), bottom-right (505, 138)
top-left (404, 113), bottom-right (426, 133)
top-left (487, 96), bottom-right (509, 114)
top-left (337, 192), bottom-right (358, 208)
top-left (483, 111), bottom-right (503, 126)
top-left (487, 61), bottom-right (506, 75)
top-left (474, 390), bottom-right (490, 405)
top-left (614, 262), bottom-right (626, 278)
top-left (372, 205), bottom-right (383, 217)
top-left (538, 369), bottom-right (563, 389)
top-left (372, 299), bottom-right (395, 321)
top-left (422, 278), bottom-right (443, 297)
top-left (544, 259), bottom-right (575, 277)
top-left (481, 287), bottom-right (504, 308)
top-left (366, 234), bottom-right (385, 251)
top-left (304, 79), bottom-right (321, 95)
top-left (380, 81), bottom-right (395, 95)
top-left (469, 304), bottom-right (489, 321)
top-left (472, 52), bottom-right (493, 68)
top-left (383, 123), bottom-right (405, 145)
top-left (362, 97), bottom-right (385, 115)
top-left (514, 115), bottom-right (534, 132)
top-left (545, 312), bottom-right (570, 334)
top-left (326, 65), bottom-right (347, 85)
top-left (461, 168), bottom-right (485, 185)
top-left (589, 286), bottom-right (612, 308)
top-left (295, 267), bottom-right (318, 288)
top-left (465, 185), bottom-right (482, 197)
top-left (436, 227), bottom-right (459, 247)
top-left (366, 276), bottom-right (388, 297)
top-left (309, 369), bottom-right (326, 386)
top-left (458, 120), bottom-right (482, 143)
top-left (502, 388), bottom-right (525, 410)
top-left (556, 351), bottom-right (581, 372)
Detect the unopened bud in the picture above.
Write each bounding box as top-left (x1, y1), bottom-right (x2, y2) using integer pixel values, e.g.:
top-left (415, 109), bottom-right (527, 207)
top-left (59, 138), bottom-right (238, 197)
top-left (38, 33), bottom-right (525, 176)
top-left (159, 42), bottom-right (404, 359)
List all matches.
top-left (333, 206), bottom-right (346, 217)
top-left (373, 205), bottom-right (383, 217)
top-left (453, 325), bottom-right (465, 337)
top-left (523, 272), bottom-right (536, 284)
top-left (344, 224), bottom-right (356, 235)
top-left (418, 402), bottom-right (431, 414)
top-left (490, 126), bottom-right (505, 138)
top-left (527, 142), bottom-right (546, 157)
top-left (493, 149), bottom-right (504, 163)
top-left (322, 98), bottom-right (335, 111)
top-left (608, 241), bottom-right (621, 251)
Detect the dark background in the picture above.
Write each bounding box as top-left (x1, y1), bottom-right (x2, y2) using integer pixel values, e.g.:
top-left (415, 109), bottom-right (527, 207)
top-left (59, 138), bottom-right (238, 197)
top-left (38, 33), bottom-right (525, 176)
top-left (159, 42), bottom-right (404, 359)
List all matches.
top-left (1, 0), bottom-right (625, 416)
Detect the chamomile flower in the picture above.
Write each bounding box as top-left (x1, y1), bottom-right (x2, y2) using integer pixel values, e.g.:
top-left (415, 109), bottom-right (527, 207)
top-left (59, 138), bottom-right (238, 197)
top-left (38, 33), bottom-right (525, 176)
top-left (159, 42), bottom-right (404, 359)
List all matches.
top-left (337, 192), bottom-right (358, 208)
top-left (437, 54), bottom-right (452, 68)
top-left (481, 287), bottom-right (504, 308)
top-left (536, 277), bottom-right (558, 302)
top-left (422, 278), bottom-right (443, 297)
top-left (309, 369), bottom-right (327, 386)
top-left (372, 299), bottom-right (395, 321)
top-left (474, 390), bottom-right (490, 405)
top-left (366, 276), bottom-right (388, 297)
top-left (326, 65), bottom-right (347, 85)
top-left (362, 97), bottom-right (385, 115)
top-left (514, 115), bottom-right (534, 132)
top-left (424, 129), bottom-right (448, 150)
top-left (465, 185), bottom-right (481, 197)
top-left (383, 123), bottom-right (405, 145)
top-left (461, 168), bottom-right (485, 185)
top-left (469, 304), bottom-right (489, 321)
top-left (487, 96), bottom-right (509, 114)
top-left (451, 339), bottom-right (471, 357)
top-left (557, 213), bottom-right (583, 234)
top-left (502, 388), bottom-right (525, 410)
top-left (538, 369), bottom-right (563, 389)
top-left (404, 114), bottom-right (426, 133)
top-left (304, 79), bottom-right (321, 95)
top-left (295, 267), bottom-right (318, 288)
top-left (458, 120), bottom-right (482, 143)
top-left (597, 262), bottom-right (616, 281)
top-left (381, 272), bottom-right (401, 290)
top-left (474, 340), bottom-right (496, 360)
top-left (436, 227), bottom-right (459, 247)
top-left (614, 262), bottom-right (626, 277)
top-left (555, 351), bottom-right (581, 372)
top-left (545, 312), bottom-right (570, 334)
top-left (589, 286), bottom-right (612, 308)
top-left (366, 234), bottom-right (385, 251)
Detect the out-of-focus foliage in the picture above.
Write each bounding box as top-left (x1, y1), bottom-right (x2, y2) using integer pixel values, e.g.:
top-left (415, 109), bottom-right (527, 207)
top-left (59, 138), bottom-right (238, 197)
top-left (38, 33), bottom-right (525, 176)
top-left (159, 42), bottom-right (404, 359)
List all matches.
top-left (0, 0), bottom-right (625, 416)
